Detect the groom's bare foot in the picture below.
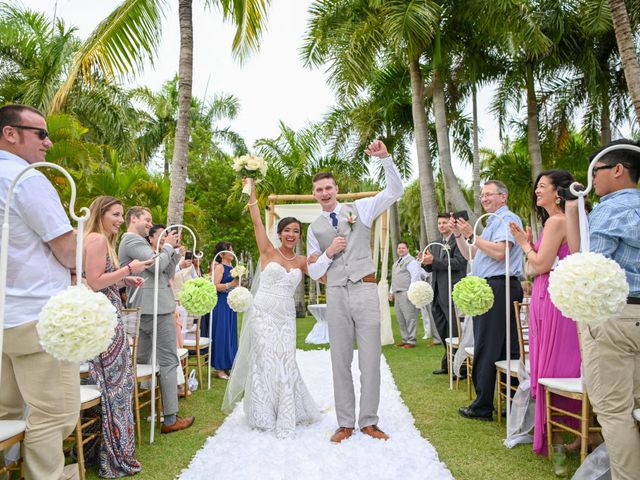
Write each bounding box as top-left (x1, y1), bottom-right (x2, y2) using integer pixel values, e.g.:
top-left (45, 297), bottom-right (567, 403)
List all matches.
top-left (330, 427), bottom-right (354, 444)
top-left (360, 425), bottom-right (389, 440)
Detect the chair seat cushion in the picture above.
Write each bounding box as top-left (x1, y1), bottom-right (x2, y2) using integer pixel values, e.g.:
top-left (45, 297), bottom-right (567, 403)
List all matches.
top-left (80, 385), bottom-right (101, 404)
top-left (495, 358), bottom-right (530, 374)
top-left (0, 420), bottom-right (26, 442)
top-left (538, 377), bottom-right (583, 394)
top-left (177, 348), bottom-right (189, 359)
top-left (183, 337), bottom-right (210, 348)
top-left (444, 337), bottom-right (459, 346)
top-left (136, 364), bottom-right (160, 378)
top-left (79, 363), bottom-right (90, 374)
top-left (464, 346), bottom-right (474, 357)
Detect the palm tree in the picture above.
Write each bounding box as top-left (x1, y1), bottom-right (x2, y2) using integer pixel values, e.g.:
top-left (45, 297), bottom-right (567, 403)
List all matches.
top-left (607, 0), bottom-right (640, 123)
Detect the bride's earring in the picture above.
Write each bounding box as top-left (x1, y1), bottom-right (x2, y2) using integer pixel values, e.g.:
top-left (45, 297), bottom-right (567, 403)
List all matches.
top-left (555, 197), bottom-right (561, 205)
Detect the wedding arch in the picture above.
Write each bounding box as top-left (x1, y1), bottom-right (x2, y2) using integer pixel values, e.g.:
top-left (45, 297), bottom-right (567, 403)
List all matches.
top-left (263, 191), bottom-right (394, 346)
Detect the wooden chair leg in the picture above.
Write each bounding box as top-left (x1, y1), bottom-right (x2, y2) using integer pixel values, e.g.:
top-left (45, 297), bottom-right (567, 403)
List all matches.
top-left (546, 387), bottom-right (553, 461)
top-left (75, 415), bottom-right (85, 480)
top-left (133, 382), bottom-right (142, 445)
top-left (466, 358), bottom-right (472, 400)
top-left (496, 370), bottom-right (503, 426)
top-left (580, 395), bottom-right (589, 463)
top-left (196, 350), bottom-right (203, 388)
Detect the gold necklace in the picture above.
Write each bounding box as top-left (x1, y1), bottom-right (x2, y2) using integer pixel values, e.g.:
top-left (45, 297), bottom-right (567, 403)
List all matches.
top-left (277, 247), bottom-right (297, 261)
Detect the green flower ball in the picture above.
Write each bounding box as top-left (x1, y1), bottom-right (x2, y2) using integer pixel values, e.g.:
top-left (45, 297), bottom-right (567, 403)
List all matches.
top-left (452, 276), bottom-right (494, 316)
top-left (179, 277), bottom-right (218, 316)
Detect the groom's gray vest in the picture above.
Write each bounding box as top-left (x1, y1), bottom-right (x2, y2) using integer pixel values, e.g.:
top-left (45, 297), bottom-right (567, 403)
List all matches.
top-left (310, 204), bottom-right (375, 287)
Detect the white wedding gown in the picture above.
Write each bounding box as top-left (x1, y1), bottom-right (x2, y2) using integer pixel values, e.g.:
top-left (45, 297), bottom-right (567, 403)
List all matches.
top-left (243, 262), bottom-right (320, 438)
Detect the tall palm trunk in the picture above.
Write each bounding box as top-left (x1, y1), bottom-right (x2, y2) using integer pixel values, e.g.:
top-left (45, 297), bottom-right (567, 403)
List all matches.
top-left (471, 87), bottom-right (482, 217)
top-left (409, 59), bottom-right (439, 243)
top-left (167, 0), bottom-right (193, 225)
top-left (431, 70), bottom-right (473, 217)
top-left (600, 87), bottom-right (611, 146)
top-left (525, 63), bottom-right (543, 184)
top-left (608, 0), bottom-right (640, 123)
top-left (389, 202), bottom-right (401, 261)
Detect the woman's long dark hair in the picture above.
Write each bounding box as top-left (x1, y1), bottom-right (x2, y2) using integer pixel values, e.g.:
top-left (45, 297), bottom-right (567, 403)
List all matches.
top-left (213, 241), bottom-right (233, 263)
top-left (532, 169), bottom-right (575, 226)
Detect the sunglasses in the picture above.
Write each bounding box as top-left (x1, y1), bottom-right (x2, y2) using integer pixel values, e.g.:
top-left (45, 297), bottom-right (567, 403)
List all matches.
top-left (591, 164), bottom-right (616, 177)
top-left (10, 125), bottom-right (49, 140)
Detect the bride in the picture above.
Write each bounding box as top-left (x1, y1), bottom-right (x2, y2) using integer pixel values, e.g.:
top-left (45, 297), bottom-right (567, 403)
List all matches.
top-left (221, 178), bottom-right (320, 438)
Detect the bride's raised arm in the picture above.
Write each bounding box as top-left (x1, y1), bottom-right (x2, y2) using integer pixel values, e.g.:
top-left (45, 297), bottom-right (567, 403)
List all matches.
top-left (244, 177), bottom-right (273, 258)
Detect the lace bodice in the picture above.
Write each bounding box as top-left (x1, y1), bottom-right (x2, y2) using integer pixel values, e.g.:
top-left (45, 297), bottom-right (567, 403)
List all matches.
top-left (256, 262), bottom-right (302, 299)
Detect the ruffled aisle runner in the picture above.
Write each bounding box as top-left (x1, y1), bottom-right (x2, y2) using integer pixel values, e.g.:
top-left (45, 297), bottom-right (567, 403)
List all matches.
top-left (179, 350), bottom-right (453, 480)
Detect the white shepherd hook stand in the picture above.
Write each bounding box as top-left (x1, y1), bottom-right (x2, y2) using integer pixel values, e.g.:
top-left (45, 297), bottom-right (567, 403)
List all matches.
top-left (570, 143), bottom-right (640, 253)
top-left (208, 250), bottom-right (243, 390)
top-left (149, 224), bottom-right (202, 444)
top-left (0, 163), bottom-right (90, 377)
top-left (465, 213), bottom-right (512, 432)
top-left (420, 242), bottom-right (453, 390)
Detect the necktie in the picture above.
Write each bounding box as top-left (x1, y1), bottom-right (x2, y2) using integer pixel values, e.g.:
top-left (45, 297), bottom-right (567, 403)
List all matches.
top-left (397, 257), bottom-right (402, 266)
top-left (330, 212), bottom-right (338, 228)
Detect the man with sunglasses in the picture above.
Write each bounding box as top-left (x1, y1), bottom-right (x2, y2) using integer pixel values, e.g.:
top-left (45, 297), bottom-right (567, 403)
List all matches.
top-left (566, 139), bottom-right (640, 480)
top-left (0, 104), bottom-right (80, 479)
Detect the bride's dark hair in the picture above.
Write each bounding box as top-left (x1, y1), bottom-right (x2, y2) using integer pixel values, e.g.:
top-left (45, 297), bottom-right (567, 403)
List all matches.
top-left (277, 217), bottom-right (302, 234)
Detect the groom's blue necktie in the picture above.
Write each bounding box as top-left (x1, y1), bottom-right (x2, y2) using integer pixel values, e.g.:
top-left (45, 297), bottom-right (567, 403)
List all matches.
top-left (330, 212), bottom-right (338, 228)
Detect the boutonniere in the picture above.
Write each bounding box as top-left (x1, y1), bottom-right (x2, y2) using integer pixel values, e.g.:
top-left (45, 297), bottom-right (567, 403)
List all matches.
top-left (345, 211), bottom-right (357, 230)
top-left (442, 244), bottom-right (451, 252)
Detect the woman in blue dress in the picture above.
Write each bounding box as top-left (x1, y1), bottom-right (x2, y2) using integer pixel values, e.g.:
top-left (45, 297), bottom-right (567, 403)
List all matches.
top-left (209, 241), bottom-right (239, 379)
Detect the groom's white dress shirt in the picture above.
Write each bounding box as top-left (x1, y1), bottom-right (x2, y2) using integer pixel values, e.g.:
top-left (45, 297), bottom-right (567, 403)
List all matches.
top-left (307, 156), bottom-right (403, 280)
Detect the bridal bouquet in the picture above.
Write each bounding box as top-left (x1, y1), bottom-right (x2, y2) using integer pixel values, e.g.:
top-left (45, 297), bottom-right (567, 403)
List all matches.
top-left (452, 276), bottom-right (494, 316)
top-left (227, 286), bottom-right (253, 312)
top-left (180, 277), bottom-right (218, 316)
top-left (230, 264), bottom-right (248, 279)
top-left (549, 252), bottom-right (628, 323)
top-left (232, 154), bottom-right (268, 197)
top-left (407, 281), bottom-right (434, 308)
top-left (37, 284), bottom-right (117, 363)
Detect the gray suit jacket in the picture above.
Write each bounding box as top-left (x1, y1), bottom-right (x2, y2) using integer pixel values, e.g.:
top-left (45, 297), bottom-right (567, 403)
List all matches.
top-left (118, 232), bottom-right (180, 315)
top-left (423, 235), bottom-right (467, 307)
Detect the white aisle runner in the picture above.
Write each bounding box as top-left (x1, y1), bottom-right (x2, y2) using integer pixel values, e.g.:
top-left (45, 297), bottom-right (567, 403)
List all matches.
top-left (179, 350), bottom-right (453, 480)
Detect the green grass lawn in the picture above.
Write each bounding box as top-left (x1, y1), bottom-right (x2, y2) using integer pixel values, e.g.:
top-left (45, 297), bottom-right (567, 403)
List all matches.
top-left (84, 311), bottom-right (579, 479)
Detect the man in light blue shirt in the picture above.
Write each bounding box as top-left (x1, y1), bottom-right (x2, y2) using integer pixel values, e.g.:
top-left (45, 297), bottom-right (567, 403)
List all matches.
top-left (566, 140), bottom-right (640, 479)
top-left (450, 180), bottom-right (524, 421)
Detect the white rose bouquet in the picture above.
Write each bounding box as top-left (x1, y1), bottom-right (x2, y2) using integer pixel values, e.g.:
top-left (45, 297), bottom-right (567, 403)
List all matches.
top-left (549, 252), bottom-right (628, 323)
top-left (227, 286), bottom-right (253, 312)
top-left (407, 281), bottom-right (434, 308)
top-left (232, 154), bottom-right (268, 197)
top-left (37, 284), bottom-right (117, 363)
top-left (230, 264), bottom-right (248, 279)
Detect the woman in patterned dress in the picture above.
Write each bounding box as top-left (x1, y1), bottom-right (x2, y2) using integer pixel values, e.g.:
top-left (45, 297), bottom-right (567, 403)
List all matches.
top-left (83, 196), bottom-right (153, 477)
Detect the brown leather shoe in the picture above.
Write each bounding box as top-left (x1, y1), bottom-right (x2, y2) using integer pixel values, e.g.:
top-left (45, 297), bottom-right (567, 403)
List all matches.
top-left (330, 427), bottom-right (354, 444)
top-left (161, 415), bottom-right (195, 434)
top-left (360, 425), bottom-right (389, 440)
top-left (401, 343), bottom-right (416, 349)
top-left (395, 342), bottom-right (407, 347)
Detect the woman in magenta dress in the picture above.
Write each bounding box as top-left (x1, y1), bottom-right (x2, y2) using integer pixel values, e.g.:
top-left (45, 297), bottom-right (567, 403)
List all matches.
top-left (510, 169), bottom-right (582, 455)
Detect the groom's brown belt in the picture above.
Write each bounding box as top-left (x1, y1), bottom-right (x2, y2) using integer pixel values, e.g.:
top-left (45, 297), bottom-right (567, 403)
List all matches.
top-left (361, 274), bottom-right (377, 283)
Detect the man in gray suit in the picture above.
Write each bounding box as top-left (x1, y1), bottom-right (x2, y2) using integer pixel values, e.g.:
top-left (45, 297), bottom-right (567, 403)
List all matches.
top-left (389, 241), bottom-right (425, 348)
top-left (307, 140), bottom-right (403, 444)
top-left (118, 207), bottom-right (194, 434)
top-left (420, 213), bottom-right (467, 376)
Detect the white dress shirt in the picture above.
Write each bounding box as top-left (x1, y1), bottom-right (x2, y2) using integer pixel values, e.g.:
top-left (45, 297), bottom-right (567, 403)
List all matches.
top-left (307, 156), bottom-right (404, 280)
top-left (0, 150), bottom-right (73, 328)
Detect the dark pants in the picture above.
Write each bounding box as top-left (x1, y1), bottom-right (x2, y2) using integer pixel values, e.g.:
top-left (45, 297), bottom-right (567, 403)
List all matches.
top-left (470, 277), bottom-right (523, 416)
top-left (431, 290), bottom-right (458, 371)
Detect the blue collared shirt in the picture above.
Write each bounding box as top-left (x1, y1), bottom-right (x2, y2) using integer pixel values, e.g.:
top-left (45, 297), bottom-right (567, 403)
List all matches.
top-left (589, 188), bottom-right (640, 296)
top-left (471, 205), bottom-right (524, 278)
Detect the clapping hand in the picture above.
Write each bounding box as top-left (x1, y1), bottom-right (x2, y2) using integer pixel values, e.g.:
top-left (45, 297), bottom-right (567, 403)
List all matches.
top-left (509, 222), bottom-right (532, 248)
top-left (417, 250), bottom-right (433, 265)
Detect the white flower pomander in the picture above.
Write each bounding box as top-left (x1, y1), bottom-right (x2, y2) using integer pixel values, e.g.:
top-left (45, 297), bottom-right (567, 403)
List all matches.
top-left (548, 252), bottom-right (629, 323)
top-left (37, 284), bottom-right (117, 363)
top-left (227, 286), bottom-right (253, 312)
top-left (407, 281), bottom-right (434, 308)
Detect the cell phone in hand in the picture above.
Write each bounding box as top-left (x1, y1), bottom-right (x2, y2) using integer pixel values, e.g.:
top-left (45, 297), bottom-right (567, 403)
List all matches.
top-left (185, 251), bottom-right (193, 260)
top-left (451, 210), bottom-right (469, 221)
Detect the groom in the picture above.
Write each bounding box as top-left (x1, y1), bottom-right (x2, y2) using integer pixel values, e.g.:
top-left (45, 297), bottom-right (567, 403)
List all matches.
top-left (307, 140), bottom-right (403, 444)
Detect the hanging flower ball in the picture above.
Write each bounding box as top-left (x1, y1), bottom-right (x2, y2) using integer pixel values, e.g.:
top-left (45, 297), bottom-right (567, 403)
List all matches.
top-left (407, 281), bottom-right (434, 308)
top-left (549, 252), bottom-right (628, 323)
top-left (37, 284), bottom-right (117, 363)
top-left (179, 277), bottom-right (218, 316)
top-left (227, 286), bottom-right (253, 312)
top-left (452, 276), bottom-right (494, 316)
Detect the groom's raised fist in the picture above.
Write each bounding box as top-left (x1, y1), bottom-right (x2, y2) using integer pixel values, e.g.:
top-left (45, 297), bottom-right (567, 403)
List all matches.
top-left (326, 235), bottom-right (347, 258)
top-left (364, 139), bottom-right (389, 158)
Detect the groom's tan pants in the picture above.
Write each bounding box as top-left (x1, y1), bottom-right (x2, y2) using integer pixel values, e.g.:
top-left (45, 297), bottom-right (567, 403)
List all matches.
top-left (581, 304), bottom-right (640, 480)
top-left (326, 281), bottom-right (381, 429)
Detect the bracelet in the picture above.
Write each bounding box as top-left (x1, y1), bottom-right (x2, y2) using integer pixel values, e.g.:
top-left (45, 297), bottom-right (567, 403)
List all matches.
top-left (247, 200), bottom-right (258, 207)
top-left (127, 264), bottom-right (132, 275)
